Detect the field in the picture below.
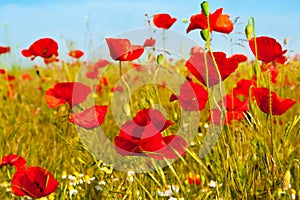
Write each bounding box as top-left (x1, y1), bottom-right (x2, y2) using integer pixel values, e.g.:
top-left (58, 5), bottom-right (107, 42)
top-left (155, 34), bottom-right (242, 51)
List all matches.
top-left (1, 2), bottom-right (300, 199)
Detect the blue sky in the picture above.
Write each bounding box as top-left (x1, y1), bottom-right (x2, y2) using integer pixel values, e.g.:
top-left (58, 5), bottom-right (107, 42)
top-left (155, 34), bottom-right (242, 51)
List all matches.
top-left (0, 0), bottom-right (300, 63)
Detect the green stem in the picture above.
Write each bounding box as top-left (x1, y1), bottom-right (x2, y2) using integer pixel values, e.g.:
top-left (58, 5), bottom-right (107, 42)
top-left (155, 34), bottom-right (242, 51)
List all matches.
top-left (152, 64), bottom-right (162, 106)
top-left (62, 61), bottom-right (72, 82)
top-left (267, 68), bottom-right (275, 184)
top-left (250, 17), bottom-right (261, 87)
top-left (204, 14), bottom-right (226, 127)
top-left (119, 61), bottom-right (133, 117)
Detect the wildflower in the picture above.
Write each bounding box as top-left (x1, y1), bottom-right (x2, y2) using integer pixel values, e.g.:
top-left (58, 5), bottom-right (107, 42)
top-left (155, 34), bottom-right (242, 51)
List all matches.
top-left (232, 79), bottom-right (256, 98)
top-left (186, 172), bottom-right (201, 185)
top-left (170, 78), bottom-right (208, 111)
top-left (207, 180), bottom-right (217, 188)
top-left (185, 51), bottom-right (247, 86)
top-left (21, 73), bottom-right (33, 81)
top-left (69, 105), bottom-right (108, 129)
top-left (68, 185), bottom-right (78, 196)
top-left (153, 13), bottom-right (177, 29)
top-left (157, 185), bottom-right (179, 197)
top-left (253, 87), bottom-right (296, 115)
top-left (21, 38), bottom-right (58, 60)
top-left (85, 69), bottom-right (99, 79)
top-left (0, 68), bottom-right (6, 74)
top-left (68, 49), bottom-right (84, 59)
top-left (11, 166), bottom-right (59, 199)
top-left (114, 108), bottom-right (187, 159)
top-left (95, 185), bottom-right (103, 191)
top-left (106, 38), bottom-right (144, 61)
top-left (91, 59), bottom-right (111, 69)
top-left (248, 36), bottom-right (287, 64)
top-left (126, 170), bottom-right (135, 182)
top-left (186, 8), bottom-right (233, 34)
top-left (45, 82), bottom-right (91, 108)
top-left (0, 46), bottom-right (10, 55)
top-left (0, 154), bottom-right (26, 171)
top-left (62, 171), bottom-right (67, 179)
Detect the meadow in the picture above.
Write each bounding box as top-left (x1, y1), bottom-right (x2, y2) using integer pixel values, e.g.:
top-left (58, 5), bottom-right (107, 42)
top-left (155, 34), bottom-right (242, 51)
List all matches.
top-left (0, 1), bottom-right (300, 199)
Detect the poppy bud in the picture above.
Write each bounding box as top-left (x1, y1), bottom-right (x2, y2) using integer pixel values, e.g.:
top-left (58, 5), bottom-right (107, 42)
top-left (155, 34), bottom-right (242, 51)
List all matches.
top-left (200, 29), bottom-right (210, 42)
top-left (201, 1), bottom-right (210, 17)
top-left (245, 19), bottom-right (253, 40)
top-left (157, 54), bottom-right (164, 65)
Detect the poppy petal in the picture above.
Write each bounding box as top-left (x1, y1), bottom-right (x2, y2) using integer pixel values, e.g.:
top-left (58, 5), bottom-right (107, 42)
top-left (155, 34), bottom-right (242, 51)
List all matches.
top-left (249, 36), bottom-right (287, 64)
top-left (187, 8), bottom-right (233, 34)
top-left (0, 154), bottom-right (26, 170)
top-left (45, 82), bottom-right (91, 108)
top-left (106, 38), bottom-right (144, 61)
top-left (153, 13), bottom-right (177, 29)
top-left (170, 79), bottom-right (208, 111)
top-left (12, 166), bottom-right (59, 198)
top-left (253, 87), bottom-right (296, 115)
top-left (69, 105), bottom-right (108, 129)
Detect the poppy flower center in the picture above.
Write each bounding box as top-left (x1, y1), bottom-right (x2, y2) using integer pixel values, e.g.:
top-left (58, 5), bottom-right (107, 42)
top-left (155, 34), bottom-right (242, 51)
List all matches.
top-left (43, 49), bottom-right (48, 55)
top-left (34, 181), bottom-right (44, 193)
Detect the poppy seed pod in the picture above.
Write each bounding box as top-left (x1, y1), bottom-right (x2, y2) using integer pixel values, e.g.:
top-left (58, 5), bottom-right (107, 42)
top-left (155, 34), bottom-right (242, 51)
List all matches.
top-left (201, 1), bottom-right (210, 17)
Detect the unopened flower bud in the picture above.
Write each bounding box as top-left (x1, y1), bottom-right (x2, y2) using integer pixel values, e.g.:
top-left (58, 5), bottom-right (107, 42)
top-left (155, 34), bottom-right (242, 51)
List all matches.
top-left (201, 1), bottom-right (210, 17)
top-left (157, 54), bottom-right (164, 65)
top-left (200, 29), bottom-right (210, 42)
top-left (245, 19), bottom-right (253, 40)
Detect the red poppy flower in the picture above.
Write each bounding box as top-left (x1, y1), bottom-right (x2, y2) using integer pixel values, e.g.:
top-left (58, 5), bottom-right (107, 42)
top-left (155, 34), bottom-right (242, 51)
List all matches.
top-left (115, 130), bottom-right (187, 160)
top-left (85, 69), bottom-right (99, 79)
top-left (0, 46), bottom-right (10, 55)
top-left (186, 172), bottom-right (201, 185)
top-left (185, 51), bottom-right (247, 86)
top-left (0, 68), bottom-right (6, 74)
top-left (69, 49), bottom-right (84, 59)
top-left (225, 95), bottom-right (249, 123)
top-left (143, 38), bottom-right (156, 47)
top-left (21, 73), bottom-right (33, 81)
top-left (0, 154), bottom-right (26, 171)
top-left (106, 38), bottom-right (144, 61)
top-left (45, 82), bottom-right (91, 108)
top-left (249, 36), bottom-right (287, 64)
top-left (170, 78), bottom-right (208, 111)
top-left (153, 134), bottom-right (187, 159)
top-left (212, 94), bottom-right (249, 125)
top-left (69, 105), bottom-right (108, 129)
top-left (92, 59), bottom-right (111, 69)
top-left (21, 38), bottom-right (59, 60)
top-left (114, 108), bottom-right (187, 159)
top-left (153, 13), bottom-right (177, 29)
top-left (187, 8), bottom-right (233, 34)
top-left (232, 79), bottom-right (256, 97)
top-left (253, 87), bottom-right (296, 115)
top-left (5, 74), bottom-right (16, 82)
top-left (12, 166), bottom-right (59, 198)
